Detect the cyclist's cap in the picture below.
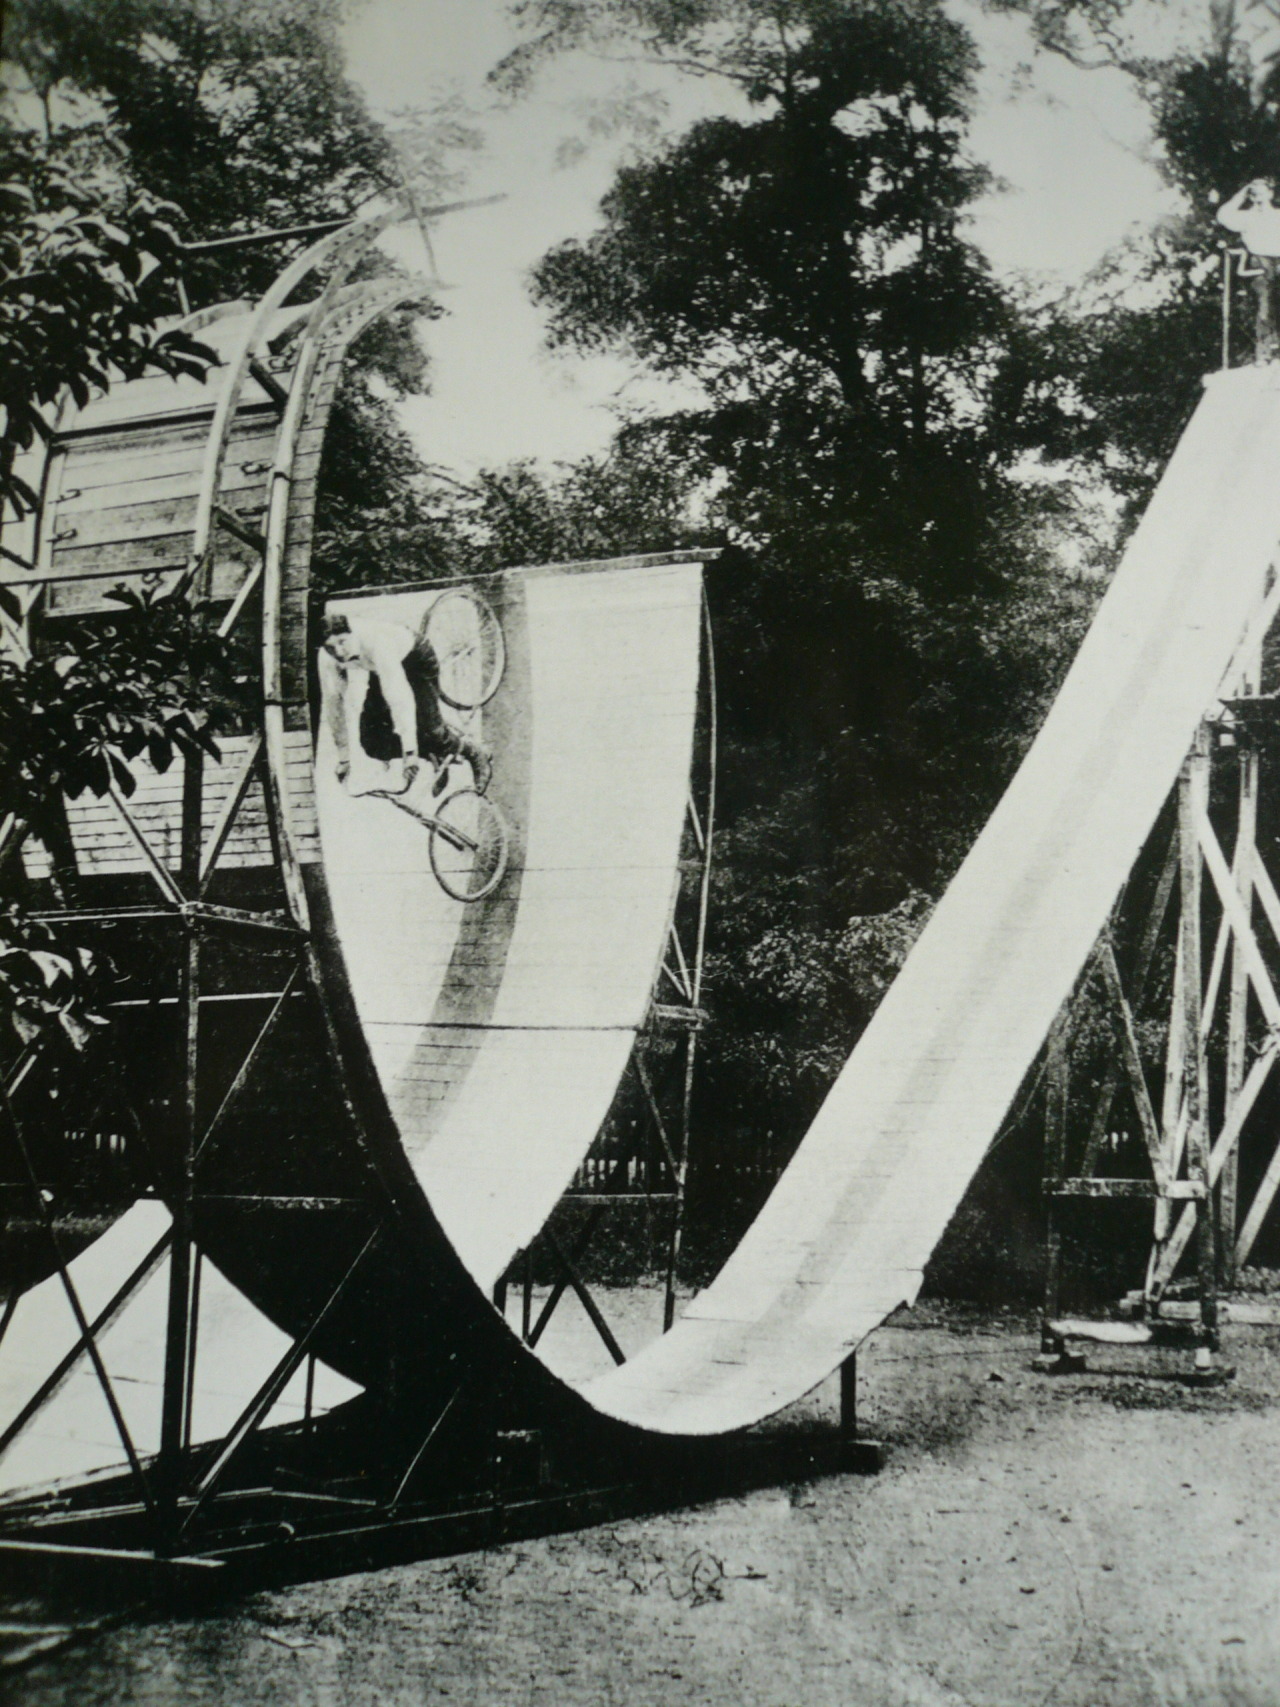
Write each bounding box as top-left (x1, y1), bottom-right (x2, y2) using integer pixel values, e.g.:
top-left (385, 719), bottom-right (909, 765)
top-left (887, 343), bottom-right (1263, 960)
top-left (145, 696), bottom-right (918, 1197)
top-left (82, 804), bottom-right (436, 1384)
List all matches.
top-left (321, 610), bottom-right (351, 639)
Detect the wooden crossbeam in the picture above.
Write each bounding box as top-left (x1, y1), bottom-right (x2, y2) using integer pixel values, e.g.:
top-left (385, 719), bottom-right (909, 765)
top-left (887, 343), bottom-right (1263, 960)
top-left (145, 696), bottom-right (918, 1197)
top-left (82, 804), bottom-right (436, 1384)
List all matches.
top-left (663, 924), bottom-right (693, 1001)
top-left (1236, 1124), bottom-right (1280, 1265)
top-left (525, 1207), bottom-right (606, 1348)
top-left (387, 1382), bottom-right (466, 1511)
top-left (1247, 843), bottom-right (1280, 952)
top-left (213, 503), bottom-right (267, 555)
top-left (193, 964), bottom-right (301, 1166)
top-left (1078, 837), bottom-right (1178, 1179)
top-left (0, 1088), bottom-right (156, 1519)
top-left (1193, 804), bottom-right (1280, 1027)
top-left (543, 1228), bottom-right (626, 1366)
top-left (247, 360), bottom-right (289, 412)
top-left (180, 1225), bottom-right (381, 1534)
top-left (0, 1227), bottom-right (171, 1461)
top-left (634, 1053), bottom-right (680, 1179)
top-left (1049, 1177), bottom-right (1205, 1199)
top-left (216, 560), bottom-right (263, 638)
top-left (106, 785), bottom-right (185, 907)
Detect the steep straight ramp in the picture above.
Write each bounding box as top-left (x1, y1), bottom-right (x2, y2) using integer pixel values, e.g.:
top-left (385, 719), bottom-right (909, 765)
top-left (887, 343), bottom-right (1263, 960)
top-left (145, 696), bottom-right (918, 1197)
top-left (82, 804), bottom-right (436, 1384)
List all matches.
top-left (577, 363), bottom-right (1280, 1431)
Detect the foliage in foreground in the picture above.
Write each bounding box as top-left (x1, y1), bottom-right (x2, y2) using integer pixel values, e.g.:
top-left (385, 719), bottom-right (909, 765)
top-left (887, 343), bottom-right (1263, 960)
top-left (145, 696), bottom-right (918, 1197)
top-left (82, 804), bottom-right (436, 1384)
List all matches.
top-left (0, 0), bottom-right (448, 1051)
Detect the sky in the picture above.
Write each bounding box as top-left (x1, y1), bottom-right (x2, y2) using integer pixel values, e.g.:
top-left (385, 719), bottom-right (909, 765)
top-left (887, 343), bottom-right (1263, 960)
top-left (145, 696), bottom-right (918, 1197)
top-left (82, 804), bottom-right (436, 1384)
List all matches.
top-left (340, 0), bottom-right (1188, 476)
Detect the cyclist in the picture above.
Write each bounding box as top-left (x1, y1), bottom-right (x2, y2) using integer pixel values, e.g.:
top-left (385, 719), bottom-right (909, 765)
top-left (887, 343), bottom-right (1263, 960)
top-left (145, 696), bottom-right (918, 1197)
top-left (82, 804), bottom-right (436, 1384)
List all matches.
top-left (1218, 178), bottom-right (1280, 361)
top-left (318, 609), bottom-right (492, 797)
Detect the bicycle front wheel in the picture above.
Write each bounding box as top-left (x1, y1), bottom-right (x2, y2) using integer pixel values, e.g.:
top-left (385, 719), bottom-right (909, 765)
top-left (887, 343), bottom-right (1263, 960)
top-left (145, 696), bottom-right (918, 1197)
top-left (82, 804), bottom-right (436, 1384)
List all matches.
top-left (428, 788), bottom-right (511, 902)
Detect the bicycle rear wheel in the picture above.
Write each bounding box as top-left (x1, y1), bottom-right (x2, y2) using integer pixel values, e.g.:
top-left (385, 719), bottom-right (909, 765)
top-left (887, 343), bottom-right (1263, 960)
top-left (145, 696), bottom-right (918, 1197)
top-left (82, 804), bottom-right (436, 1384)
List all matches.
top-left (422, 588), bottom-right (506, 710)
top-left (428, 788), bottom-right (510, 902)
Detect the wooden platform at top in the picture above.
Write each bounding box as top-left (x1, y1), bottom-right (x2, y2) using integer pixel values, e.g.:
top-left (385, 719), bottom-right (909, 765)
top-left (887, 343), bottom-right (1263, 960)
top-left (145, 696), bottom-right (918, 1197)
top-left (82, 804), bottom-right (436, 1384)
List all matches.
top-left (21, 733), bottom-right (320, 883)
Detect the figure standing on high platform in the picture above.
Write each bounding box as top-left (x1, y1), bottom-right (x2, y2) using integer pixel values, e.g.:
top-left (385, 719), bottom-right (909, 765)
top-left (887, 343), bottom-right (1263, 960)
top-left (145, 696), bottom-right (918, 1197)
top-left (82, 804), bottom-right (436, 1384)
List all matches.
top-left (319, 609), bottom-right (492, 797)
top-left (1218, 178), bottom-right (1280, 361)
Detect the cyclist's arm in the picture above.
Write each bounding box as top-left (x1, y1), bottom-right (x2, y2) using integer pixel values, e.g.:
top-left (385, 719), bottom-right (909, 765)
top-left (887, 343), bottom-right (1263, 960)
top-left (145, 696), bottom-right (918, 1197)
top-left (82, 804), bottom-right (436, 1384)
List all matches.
top-left (345, 667), bottom-right (371, 752)
top-left (318, 649), bottom-right (349, 763)
top-left (1218, 185), bottom-right (1252, 233)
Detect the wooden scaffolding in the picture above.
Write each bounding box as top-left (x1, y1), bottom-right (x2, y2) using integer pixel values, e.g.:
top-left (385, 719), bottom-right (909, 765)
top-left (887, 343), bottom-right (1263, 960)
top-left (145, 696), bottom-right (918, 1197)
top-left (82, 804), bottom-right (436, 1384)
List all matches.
top-left (1040, 599), bottom-right (1280, 1377)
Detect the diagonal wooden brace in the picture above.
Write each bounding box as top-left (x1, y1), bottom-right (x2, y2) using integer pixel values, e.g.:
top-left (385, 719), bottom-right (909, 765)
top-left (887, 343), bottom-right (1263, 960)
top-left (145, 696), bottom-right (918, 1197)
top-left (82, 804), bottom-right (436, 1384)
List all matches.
top-left (1098, 937), bottom-right (1168, 1188)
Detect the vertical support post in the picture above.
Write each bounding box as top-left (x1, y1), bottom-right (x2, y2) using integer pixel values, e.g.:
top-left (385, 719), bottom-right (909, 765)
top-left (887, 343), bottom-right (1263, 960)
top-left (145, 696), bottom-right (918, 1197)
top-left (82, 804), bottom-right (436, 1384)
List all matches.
top-left (1179, 732), bottom-right (1217, 1350)
top-left (1041, 1011), bottom-right (1070, 1350)
top-left (838, 1346), bottom-right (884, 1469)
top-left (1153, 931), bottom-right (1186, 1259)
top-left (663, 1027), bottom-right (696, 1332)
top-left (182, 1248), bottom-right (203, 1451)
top-left (159, 749), bottom-right (202, 1541)
top-left (839, 1352), bottom-right (857, 1440)
top-left (304, 1353), bottom-right (316, 1432)
top-left (1223, 691), bottom-right (1260, 1289)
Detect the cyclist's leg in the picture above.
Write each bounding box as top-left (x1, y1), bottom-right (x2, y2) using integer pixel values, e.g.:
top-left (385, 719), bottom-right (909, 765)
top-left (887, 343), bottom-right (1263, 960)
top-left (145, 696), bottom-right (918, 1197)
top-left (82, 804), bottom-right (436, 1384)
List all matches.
top-left (452, 731), bottom-right (492, 795)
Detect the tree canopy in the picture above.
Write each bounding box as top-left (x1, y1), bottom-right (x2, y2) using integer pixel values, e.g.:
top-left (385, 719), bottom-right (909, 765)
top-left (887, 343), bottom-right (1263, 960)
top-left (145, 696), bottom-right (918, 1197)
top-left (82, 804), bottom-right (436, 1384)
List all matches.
top-left (3, 0), bottom-right (395, 291)
top-left (519, 0), bottom-right (1070, 592)
top-left (493, 0), bottom-right (1099, 1230)
top-left (0, 122), bottom-right (215, 518)
top-left (989, 0), bottom-right (1280, 505)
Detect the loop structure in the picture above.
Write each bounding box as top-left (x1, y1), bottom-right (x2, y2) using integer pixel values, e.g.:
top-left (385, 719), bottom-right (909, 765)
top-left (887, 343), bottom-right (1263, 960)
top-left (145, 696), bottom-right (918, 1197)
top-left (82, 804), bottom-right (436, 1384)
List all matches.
top-left (3, 219), bottom-right (1280, 1575)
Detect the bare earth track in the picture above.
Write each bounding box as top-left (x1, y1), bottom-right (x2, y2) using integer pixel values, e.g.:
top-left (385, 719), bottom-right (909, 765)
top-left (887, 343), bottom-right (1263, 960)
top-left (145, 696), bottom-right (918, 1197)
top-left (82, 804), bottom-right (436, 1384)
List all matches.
top-left (9, 1296), bottom-right (1280, 1707)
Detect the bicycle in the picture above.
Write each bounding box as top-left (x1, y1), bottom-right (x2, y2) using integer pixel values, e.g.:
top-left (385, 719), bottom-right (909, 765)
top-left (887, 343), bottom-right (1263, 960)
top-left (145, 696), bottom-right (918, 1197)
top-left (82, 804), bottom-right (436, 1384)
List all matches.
top-left (352, 586), bottom-right (510, 900)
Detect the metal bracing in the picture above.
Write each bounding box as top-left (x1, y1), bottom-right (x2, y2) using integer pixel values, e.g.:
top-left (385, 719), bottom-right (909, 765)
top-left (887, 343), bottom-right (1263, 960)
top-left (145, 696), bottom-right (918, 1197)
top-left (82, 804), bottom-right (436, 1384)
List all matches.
top-left (1040, 615), bottom-right (1280, 1375)
top-left (0, 1080), bottom-right (157, 1516)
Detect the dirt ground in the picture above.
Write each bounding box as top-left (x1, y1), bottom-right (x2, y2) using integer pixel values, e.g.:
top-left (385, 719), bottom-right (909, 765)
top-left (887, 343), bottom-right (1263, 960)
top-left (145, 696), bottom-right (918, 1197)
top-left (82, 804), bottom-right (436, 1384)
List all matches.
top-left (11, 1293), bottom-right (1280, 1707)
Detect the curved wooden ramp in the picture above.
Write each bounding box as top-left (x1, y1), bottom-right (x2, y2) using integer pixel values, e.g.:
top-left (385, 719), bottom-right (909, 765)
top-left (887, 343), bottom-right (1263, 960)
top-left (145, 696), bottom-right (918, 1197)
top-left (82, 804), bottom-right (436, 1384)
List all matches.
top-left (315, 563), bottom-right (702, 1291)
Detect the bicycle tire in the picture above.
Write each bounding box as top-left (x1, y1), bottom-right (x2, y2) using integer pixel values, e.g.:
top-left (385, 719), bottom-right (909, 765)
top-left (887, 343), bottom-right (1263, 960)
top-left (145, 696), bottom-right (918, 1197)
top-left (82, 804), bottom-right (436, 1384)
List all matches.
top-left (422, 588), bottom-right (506, 710)
top-left (428, 788), bottom-right (510, 902)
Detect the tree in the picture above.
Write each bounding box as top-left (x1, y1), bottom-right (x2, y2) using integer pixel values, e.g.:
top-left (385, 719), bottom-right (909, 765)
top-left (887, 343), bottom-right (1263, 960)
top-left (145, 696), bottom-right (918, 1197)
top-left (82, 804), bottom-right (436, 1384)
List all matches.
top-left (0, 111), bottom-right (235, 1051)
top-left (514, 0), bottom-right (1045, 586)
top-left (0, 121), bottom-right (214, 516)
top-left (987, 0), bottom-right (1280, 509)
top-left (3, 0), bottom-right (394, 289)
top-left (0, 0), bottom-right (487, 512)
top-left (0, 0), bottom-right (447, 1050)
top-left (494, 1), bottom-right (1100, 1252)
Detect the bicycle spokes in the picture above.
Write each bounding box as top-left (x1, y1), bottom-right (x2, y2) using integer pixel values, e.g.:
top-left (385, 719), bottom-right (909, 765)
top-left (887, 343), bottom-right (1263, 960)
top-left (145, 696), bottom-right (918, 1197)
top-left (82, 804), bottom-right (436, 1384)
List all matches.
top-left (428, 789), bottom-right (510, 902)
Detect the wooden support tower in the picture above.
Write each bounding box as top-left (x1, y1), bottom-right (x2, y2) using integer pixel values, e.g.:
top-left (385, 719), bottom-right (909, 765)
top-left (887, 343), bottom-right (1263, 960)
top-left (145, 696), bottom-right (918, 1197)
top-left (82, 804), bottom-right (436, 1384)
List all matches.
top-left (1039, 610), bottom-right (1280, 1379)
